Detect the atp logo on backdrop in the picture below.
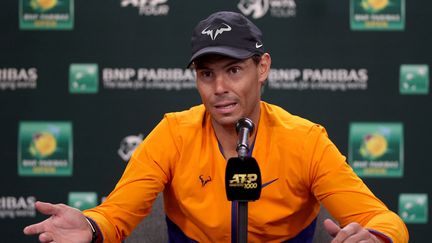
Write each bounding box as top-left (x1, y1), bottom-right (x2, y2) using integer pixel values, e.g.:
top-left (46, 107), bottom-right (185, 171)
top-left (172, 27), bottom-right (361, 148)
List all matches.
top-left (118, 134), bottom-right (144, 162)
top-left (350, 0), bottom-right (405, 30)
top-left (69, 64), bottom-right (99, 94)
top-left (399, 64), bottom-right (429, 95)
top-left (68, 192), bottom-right (98, 211)
top-left (19, 0), bottom-right (74, 30)
top-left (348, 123), bottom-right (403, 178)
top-left (238, 0), bottom-right (296, 19)
top-left (18, 121), bottom-right (73, 176)
top-left (121, 0), bottom-right (169, 16)
top-left (398, 194), bottom-right (428, 224)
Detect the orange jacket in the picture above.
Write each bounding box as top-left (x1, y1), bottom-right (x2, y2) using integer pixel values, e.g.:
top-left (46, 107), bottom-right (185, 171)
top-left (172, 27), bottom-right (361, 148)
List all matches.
top-left (84, 101), bottom-right (408, 242)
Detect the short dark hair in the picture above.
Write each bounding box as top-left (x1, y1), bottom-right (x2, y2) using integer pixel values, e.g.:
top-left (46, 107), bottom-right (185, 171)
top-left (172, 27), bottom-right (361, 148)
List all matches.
top-left (251, 54), bottom-right (262, 65)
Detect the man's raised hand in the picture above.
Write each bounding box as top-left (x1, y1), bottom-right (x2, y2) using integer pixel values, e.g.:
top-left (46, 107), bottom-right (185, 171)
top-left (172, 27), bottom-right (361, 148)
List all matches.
top-left (23, 201), bottom-right (93, 243)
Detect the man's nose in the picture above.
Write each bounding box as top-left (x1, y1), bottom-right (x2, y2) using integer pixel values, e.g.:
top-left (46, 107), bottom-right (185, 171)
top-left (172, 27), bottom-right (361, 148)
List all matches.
top-left (214, 74), bottom-right (228, 95)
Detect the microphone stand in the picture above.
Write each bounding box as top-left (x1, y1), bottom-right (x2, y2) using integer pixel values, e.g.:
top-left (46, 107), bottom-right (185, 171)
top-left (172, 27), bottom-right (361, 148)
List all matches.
top-left (225, 118), bottom-right (260, 243)
top-left (237, 199), bottom-right (248, 243)
top-left (236, 121), bottom-right (252, 243)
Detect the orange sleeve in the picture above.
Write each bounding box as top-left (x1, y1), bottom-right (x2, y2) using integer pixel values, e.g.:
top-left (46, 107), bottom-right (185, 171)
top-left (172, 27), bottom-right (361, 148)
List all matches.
top-left (304, 125), bottom-right (408, 243)
top-left (83, 115), bottom-right (179, 242)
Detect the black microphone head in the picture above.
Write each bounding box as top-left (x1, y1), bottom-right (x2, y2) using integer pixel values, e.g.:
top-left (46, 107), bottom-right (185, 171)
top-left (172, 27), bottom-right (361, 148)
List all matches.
top-left (225, 157), bottom-right (262, 201)
top-left (236, 118), bottom-right (254, 135)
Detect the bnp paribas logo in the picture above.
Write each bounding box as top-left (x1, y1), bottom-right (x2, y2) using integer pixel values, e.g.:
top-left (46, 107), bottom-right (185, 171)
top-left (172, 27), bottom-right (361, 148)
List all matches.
top-left (68, 192), bottom-right (98, 211)
top-left (69, 64), bottom-right (99, 94)
top-left (19, 0), bottom-right (74, 30)
top-left (400, 64), bottom-right (429, 95)
top-left (398, 193), bottom-right (428, 224)
top-left (18, 121), bottom-right (73, 176)
top-left (350, 0), bottom-right (405, 30)
top-left (348, 123), bottom-right (403, 178)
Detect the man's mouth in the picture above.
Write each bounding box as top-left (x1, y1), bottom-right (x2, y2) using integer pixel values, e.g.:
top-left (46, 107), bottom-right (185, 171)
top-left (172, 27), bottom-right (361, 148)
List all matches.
top-left (214, 102), bottom-right (237, 112)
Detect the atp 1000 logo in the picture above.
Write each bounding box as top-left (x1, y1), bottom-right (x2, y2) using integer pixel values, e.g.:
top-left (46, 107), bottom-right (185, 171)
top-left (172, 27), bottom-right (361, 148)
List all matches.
top-left (229, 173), bottom-right (259, 189)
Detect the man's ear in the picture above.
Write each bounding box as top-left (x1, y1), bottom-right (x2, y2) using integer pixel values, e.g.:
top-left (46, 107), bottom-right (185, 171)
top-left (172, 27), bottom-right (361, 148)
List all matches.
top-left (258, 53), bottom-right (271, 85)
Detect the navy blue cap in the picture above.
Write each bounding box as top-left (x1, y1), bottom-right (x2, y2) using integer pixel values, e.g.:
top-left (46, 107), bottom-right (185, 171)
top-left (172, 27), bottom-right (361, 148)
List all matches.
top-left (188, 11), bottom-right (264, 67)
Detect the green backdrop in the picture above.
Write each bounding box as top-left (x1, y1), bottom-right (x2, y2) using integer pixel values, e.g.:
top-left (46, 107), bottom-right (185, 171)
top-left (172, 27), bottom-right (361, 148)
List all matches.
top-left (0, 0), bottom-right (430, 242)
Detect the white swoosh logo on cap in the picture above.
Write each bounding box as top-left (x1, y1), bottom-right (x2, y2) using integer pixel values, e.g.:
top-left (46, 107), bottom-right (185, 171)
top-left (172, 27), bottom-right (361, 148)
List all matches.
top-left (202, 23), bottom-right (232, 40)
top-left (256, 42), bottom-right (263, 48)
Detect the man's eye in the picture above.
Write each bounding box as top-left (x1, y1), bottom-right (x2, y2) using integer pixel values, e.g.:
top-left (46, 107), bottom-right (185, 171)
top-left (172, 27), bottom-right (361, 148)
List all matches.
top-left (229, 67), bottom-right (241, 74)
top-left (200, 71), bottom-right (212, 77)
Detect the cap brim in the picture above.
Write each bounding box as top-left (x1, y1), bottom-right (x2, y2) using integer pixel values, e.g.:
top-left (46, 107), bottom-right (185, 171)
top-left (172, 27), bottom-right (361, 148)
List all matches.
top-left (187, 46), bottom-right (256, 68)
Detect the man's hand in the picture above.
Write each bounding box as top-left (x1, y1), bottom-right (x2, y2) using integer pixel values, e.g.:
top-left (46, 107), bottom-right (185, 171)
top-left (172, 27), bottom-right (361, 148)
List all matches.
top-left (323, 219), bottom-right (383, 243)
top-left (23, 201), bottom-right (93, 243)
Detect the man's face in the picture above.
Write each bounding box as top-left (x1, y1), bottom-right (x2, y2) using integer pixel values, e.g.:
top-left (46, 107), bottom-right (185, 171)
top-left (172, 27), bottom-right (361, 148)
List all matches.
top-left (194, 54), bottom-right (270, 128)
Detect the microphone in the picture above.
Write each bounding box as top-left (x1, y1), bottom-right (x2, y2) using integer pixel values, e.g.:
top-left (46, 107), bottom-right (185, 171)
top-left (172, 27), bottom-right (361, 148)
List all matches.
top-left (236, 118), bottom-right (254, 158)
top-left (225, 118), bottom-right (262, 201)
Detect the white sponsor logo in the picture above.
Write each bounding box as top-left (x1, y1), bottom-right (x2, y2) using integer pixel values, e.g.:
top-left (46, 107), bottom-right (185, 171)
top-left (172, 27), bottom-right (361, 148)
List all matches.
top-left (255, 42), bottom-right (263, 48)
top-left (102, 68), bottom-right (196, 91)
top-left (201, 23), bottom-right (232, 40)
top-left (0, 196), bottom-right (36, 219)
top-left (238, 0), bottom-right (296, 19)
top-left (268, 68), bottom-right (368, 91)
top-left (0, 68), bottom-right (38, 90)
top-left (121, 0), bottom-right (169, 16)
top-left (238, 0), bottom-right (269, 19)
top-left (118, 134), bottom-right (144, 162)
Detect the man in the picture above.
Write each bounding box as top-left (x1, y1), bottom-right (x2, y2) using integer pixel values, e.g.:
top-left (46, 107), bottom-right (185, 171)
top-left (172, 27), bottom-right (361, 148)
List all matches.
top-left (24, 11), bottom-right (408, 243)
